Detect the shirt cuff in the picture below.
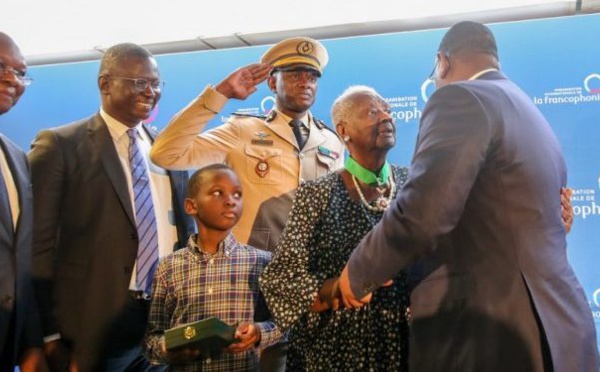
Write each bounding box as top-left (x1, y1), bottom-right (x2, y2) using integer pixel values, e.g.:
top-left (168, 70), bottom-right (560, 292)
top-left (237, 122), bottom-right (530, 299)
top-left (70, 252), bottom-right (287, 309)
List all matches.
top-left (200, 85), bottom-right (228, 114)
top-left (255, 321), bottom-right (284, 349)
top-left (44, 333), bottom-right (61, 343)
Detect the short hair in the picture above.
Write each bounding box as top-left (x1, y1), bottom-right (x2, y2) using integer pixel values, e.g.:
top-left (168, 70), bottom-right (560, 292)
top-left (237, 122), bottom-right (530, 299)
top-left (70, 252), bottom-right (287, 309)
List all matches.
top-left (187, 164), bottom-right (235, 198)
top-left (98, 43), bottom-right (154, 77)
top-left (331, 85), bottom-right (381, 126)
top-left (438, 21), bottom-right (498, 59)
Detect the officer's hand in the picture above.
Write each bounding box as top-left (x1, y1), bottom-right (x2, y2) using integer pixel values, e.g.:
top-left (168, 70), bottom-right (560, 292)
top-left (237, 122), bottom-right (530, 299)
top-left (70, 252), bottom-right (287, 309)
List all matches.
top-left (215, 63), bottom-right (271, 100)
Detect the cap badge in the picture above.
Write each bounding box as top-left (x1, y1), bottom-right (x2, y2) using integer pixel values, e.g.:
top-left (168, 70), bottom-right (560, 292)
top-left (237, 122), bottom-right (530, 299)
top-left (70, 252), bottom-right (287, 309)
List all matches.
top-left (297, 41), bottom-right (315, 55)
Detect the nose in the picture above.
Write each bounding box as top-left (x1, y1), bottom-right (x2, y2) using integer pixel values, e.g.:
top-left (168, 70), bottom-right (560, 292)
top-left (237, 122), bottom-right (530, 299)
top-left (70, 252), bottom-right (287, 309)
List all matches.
top-left (141, 84), bottom-right (157, 96)
top-left (224, 194), bottom-right (236, 207)
top-left (379, 109), bottom-right (393, 123)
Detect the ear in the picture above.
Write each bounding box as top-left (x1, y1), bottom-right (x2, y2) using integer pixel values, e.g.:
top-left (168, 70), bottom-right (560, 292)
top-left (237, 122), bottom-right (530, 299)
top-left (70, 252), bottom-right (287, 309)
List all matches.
top-left (335, 121), bottom-right (347, 139)
top-left (98, 75), bottom-right (110, 96)
top-left (438, 53), bottom-right (450, 79)
top-left (267, 74), bottom-right (277, 93)
top-left (184, 198), bottom-right (197, 216)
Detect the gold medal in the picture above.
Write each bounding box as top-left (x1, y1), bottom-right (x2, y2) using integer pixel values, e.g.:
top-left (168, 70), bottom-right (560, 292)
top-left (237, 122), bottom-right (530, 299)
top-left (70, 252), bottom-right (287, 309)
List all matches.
top-left (256, 160), bottom-right (270, 178)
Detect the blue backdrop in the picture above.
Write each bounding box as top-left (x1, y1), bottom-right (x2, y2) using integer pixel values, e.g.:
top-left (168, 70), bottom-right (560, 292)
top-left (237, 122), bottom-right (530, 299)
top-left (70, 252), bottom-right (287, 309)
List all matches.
top-left (2, 14), bottom-right (599, 351)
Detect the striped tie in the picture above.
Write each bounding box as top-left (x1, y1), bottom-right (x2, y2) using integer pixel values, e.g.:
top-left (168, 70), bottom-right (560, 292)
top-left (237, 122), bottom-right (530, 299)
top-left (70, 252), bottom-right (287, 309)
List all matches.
top-left (127, 128), bottom-right (158, 295)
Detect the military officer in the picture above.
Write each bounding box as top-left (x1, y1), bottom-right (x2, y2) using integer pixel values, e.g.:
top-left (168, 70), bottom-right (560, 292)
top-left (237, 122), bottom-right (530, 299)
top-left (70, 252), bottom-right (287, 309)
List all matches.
top-left (151, 37), bottom-right (344, 252)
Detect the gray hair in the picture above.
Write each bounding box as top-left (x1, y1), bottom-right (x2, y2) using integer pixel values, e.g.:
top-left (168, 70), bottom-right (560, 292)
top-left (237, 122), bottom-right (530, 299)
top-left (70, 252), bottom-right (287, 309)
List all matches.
top-left (331, 85), bottom-right (381, 126)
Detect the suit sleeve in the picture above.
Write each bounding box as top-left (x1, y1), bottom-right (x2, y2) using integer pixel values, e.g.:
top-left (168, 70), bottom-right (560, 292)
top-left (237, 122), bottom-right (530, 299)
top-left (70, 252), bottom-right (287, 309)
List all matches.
top-left (347, 85), bottom-right (493, 298)
top-left (28, 129), bottom-right (66, 337)
top-left (150, 85), bottom-right (240, 170)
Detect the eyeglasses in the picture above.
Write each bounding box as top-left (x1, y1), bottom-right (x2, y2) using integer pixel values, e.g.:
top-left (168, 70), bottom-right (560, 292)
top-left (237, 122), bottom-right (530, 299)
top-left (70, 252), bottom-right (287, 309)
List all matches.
top-left (0, 62), bottom-right (33, 86)
top-left (427, 52), bottom-right (450, 81)
top-left (109, 76), bottom-right (164, 92)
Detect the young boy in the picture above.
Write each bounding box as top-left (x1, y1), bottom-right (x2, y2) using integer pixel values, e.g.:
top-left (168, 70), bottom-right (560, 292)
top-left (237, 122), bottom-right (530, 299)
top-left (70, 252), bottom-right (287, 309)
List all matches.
top-left (145, 164), bottom-right (282, 371)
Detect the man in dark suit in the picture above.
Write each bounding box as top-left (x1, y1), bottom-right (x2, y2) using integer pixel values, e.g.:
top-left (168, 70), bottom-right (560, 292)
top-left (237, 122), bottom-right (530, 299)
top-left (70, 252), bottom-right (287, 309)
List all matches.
top-left (29, 43), bottom-right (195, 371)
top-left (0, 31), bottom-right (47, 371)
top-left (339, 21), bottom-right (599, 371)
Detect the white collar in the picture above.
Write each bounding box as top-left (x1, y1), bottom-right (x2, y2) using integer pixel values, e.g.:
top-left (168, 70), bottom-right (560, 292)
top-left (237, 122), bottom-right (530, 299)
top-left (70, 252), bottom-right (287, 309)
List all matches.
top-left (100, 108), bottom-right (142, 141)
top-left (468, 68), bottom-right (499, 81)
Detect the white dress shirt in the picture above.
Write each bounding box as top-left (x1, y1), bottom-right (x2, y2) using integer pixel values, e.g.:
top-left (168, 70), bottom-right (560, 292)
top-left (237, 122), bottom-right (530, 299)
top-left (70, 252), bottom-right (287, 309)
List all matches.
top-left (100, 109), bottom-right (178, 290)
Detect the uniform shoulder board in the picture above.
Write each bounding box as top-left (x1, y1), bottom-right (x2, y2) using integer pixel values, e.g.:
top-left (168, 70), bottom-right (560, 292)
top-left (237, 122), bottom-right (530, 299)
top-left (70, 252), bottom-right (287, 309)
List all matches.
top-left (230, 112), bottom-right (267, 120)
top-left (231, 110), bottom-right (277, 122)
top-left (313, 118), bottom-right (337, 136)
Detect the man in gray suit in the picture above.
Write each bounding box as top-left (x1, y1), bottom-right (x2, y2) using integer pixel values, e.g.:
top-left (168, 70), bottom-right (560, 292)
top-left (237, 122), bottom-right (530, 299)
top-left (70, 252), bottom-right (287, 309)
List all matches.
top-left (339, 21), bottom-right (598, 371)
top-left (0, 32), bottom-right (47, 371)
top-left (29, 43), bottom-right (195, 371)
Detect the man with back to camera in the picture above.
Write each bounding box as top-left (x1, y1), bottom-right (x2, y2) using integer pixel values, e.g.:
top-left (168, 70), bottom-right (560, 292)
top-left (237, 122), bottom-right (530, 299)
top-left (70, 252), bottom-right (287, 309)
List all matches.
top-left (0, 31), bottom-right (47, 372)
top-left (29, 43), bottom-right (195, 371)
top-left (150, 36), bottom-right (344, 372)
top-left (339, 21), bottom-right (599, 371)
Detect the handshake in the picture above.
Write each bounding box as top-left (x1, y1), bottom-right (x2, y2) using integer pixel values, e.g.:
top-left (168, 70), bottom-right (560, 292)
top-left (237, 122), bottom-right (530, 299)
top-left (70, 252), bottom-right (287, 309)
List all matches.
top-left (313, 277), bottom-right (394, 312)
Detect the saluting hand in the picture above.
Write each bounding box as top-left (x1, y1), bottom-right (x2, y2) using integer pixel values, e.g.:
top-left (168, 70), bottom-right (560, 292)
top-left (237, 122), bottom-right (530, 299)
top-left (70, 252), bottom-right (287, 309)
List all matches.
top-left (215, 63), bottom-right (271, 100)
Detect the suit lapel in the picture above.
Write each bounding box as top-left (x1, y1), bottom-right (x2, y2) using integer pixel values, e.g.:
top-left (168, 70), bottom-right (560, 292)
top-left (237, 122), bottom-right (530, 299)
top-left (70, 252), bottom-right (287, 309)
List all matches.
top-left (0, 136), bottom-right (15, 240)
top-left (88, 114), bottom-right (136, 227)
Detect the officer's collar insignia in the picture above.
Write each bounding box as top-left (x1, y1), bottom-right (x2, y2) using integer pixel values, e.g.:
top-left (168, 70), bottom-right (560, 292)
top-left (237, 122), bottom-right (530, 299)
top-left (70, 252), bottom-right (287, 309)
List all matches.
top-left (265, 110), bottom-right (277, 123)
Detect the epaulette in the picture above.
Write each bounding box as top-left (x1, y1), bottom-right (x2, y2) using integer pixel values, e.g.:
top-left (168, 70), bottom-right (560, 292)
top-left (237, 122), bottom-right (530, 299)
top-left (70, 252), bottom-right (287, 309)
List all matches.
top-left (313, 118), bottom-right (338, 136)
top-left (231, 112), bottom-right (267, 120)
top-left (230, 110), bottom-right (278, 123)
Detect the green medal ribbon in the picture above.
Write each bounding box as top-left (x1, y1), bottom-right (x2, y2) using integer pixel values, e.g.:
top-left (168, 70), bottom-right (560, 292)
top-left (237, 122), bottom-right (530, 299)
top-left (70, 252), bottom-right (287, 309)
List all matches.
top-left (344, 157), bottom-right (390, 186)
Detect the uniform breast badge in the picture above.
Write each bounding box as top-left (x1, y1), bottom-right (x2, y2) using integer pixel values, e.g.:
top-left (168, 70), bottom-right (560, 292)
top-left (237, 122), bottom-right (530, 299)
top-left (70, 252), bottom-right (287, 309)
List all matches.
top-left (252, 131), bottom-right (273, 146)
top-left (256, 160), bottom-right (270, 178)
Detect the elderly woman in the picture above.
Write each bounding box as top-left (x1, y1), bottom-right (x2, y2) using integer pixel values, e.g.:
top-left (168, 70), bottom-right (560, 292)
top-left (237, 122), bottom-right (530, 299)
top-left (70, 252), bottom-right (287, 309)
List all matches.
top-left (260, 85), bottom-right (410, 371)
top-left (259, 85), bottom-right (574, 371)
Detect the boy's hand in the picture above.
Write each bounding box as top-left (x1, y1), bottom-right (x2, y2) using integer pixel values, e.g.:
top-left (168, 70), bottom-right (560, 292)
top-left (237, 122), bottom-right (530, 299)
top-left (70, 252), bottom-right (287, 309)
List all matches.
top-left (225, 322), bottom-right (261, 353)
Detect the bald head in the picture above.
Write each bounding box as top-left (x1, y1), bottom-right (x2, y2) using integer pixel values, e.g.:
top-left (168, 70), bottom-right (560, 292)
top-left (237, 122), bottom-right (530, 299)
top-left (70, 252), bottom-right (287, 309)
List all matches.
top-left (0, 31), bottom-right (27, 115)
top-left (98, 43), bottom-right (154, 77)
top-left (439, 21), bottom-right (498, 60)
top-left (432, 21), bottom-right (500, 88)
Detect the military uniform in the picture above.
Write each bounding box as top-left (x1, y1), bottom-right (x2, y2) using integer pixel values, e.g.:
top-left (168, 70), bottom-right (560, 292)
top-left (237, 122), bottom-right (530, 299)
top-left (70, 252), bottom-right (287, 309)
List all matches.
top-left (151, 85), bottom-right (344, 251)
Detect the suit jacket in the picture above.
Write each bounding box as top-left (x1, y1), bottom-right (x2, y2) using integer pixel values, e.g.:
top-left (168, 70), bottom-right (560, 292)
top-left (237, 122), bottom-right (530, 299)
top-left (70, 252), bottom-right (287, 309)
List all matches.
top-left (347, 71), bottom-right (599, 371)
top-left (0, 134), bottom-right (41, 367)
top-left (151, 85), bottom-right (344, 251)
top-left (28, 113), bottom-right (195, 370)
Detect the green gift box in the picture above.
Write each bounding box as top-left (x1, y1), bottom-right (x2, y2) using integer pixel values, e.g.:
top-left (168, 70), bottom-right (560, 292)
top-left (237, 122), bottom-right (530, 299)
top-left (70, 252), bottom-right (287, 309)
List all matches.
top-left (164, 317), bottom-right (238, 356)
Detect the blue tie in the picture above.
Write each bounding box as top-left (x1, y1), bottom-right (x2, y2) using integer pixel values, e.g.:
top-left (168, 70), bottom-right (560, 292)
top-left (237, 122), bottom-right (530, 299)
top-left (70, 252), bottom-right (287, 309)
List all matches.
top-left (127, 128), bottom-right (158, 295)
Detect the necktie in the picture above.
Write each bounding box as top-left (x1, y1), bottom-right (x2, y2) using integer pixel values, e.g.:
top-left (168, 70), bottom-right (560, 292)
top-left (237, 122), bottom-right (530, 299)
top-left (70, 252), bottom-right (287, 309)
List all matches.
top-left (127, 128), bottom-right (158, 295)
top-left (289, 119), bottom-right (307, 149)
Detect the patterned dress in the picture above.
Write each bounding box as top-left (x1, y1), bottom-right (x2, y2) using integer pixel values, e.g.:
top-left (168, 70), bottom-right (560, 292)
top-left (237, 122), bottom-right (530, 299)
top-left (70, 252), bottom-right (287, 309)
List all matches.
top-left (260, 166), bottom-right (410, 372)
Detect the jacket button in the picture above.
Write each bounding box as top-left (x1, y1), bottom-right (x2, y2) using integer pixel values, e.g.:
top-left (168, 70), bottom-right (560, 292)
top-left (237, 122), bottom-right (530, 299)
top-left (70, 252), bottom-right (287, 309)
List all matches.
top-left (131, 232), bottom-right (138, 240)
